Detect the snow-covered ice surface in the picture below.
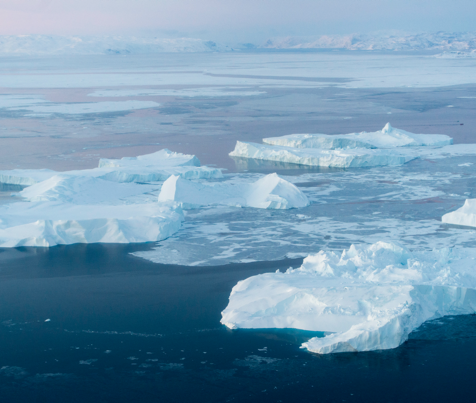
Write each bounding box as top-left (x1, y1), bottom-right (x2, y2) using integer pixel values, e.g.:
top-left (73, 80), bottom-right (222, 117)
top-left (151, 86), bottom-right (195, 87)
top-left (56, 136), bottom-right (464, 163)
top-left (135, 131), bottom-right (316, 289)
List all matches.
top-left (263, 123), bottom-right (453, 150)
top-left (158, 173), bottom-right (309, 210)
top-left (221, 242), bottom-right (476, 354)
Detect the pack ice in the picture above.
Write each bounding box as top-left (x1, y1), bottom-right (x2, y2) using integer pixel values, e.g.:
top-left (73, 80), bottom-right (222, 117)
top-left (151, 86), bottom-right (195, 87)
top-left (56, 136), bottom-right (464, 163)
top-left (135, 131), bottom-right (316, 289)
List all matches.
top-left (221, 242), bottom-right (476, 354)
top-left (158, 173), bottom-right (309, 209)
top-left (263, 123), bottom-right (452, 150)
top-left (442, 199), bottom-right (476, 227)
top-left (0, 149), bottom-right (223, 247)
top-left (230, 123), bottom-right (453, 168)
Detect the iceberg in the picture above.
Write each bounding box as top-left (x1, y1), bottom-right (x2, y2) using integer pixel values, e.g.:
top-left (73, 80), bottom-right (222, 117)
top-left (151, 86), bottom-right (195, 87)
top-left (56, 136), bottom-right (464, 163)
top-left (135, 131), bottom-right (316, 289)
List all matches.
top-left (0, 148), bottom-right (222, 247)
top-left (0, 202), bottom-right (183, 247)
top-left (221, 242), bottom-right (476, 354)
top-left (0, 149), bottom-right (223, 186)
top-left (0, 169), bottom-right (57, 186)
top-left (263, 123), bottom-right (453, 150)
top-left (442, 199), bottom-right (476, 227)
top-left (158, 173), bottom-right (309, 209)
top-left (230, 141), bottom-right (415, 168)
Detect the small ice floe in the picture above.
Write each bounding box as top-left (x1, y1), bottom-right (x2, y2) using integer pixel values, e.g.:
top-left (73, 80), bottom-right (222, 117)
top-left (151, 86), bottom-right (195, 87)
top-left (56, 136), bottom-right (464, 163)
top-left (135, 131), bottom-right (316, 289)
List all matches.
top-left (44, 319), bottom-right (51, 322)
top-left (443, 199), bottom-right (476, 227)
top-left (222, 242), bottom-right (476, 354)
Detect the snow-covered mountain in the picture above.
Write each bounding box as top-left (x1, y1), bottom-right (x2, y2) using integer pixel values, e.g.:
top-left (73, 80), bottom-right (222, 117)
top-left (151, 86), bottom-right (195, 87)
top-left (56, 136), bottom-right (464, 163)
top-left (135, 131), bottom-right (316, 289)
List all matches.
top-left (0, 35), bottom-right (228, 55)
top-left (1, 32), bottom-right (476, 55)
top-left (260, 31), bottom-right (476, 51)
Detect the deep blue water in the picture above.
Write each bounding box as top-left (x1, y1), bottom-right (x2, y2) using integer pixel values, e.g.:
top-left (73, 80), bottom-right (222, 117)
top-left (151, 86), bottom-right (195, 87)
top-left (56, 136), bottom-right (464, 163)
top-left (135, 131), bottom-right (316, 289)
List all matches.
top-left (0, 244), bottom-right (476, 402)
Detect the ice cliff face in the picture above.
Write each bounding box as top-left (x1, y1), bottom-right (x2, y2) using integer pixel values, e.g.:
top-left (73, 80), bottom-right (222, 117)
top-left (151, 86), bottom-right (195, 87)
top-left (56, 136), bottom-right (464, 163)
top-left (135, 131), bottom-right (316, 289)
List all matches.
top-left (230, 141), bottom-right (416, 168)
top-left (158, 173), bottom-right (309, 210)
top-left (221, 242), bottom-right (476, 354)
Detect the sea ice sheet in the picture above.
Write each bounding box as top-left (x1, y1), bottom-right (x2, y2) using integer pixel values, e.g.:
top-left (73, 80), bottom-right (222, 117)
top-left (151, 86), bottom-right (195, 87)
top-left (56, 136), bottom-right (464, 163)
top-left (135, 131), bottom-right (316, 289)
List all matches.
top-left (221, 242), bottom-right (476, 354)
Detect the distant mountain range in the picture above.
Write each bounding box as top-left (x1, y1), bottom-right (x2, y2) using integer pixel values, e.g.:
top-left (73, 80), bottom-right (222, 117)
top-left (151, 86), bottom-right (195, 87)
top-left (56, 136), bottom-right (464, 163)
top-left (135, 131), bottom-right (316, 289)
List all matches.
top-left (1, 32), bottom-right (476, 55)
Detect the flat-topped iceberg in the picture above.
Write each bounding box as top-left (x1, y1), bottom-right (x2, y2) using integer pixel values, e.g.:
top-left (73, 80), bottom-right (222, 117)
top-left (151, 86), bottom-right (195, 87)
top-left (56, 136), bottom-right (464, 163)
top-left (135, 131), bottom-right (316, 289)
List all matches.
top-left (221, 242), bottom-right (476, 354)
top-left (0, 169), bottom-right (57, 186)
top-left (0, 149), bottom-right (222, 186)
top-left (442, 199), bottom-right (476, 227)
top-left (158, 173), bottom-right (309, 209)
top-left (0, 202), bottom-right (183, 247)
top-left (263, 123), bottom-right (453, 150)
top-left (230, 141), bottom-right (415, 168)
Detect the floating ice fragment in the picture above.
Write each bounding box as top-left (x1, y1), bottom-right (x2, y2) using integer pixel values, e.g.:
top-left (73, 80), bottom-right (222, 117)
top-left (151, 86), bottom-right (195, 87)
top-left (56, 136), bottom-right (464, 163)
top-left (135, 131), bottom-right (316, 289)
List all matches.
top-left (442, 199), bottom-right (476, 228)
top-left (230, 141), bottom-right (415, 168)
top-left (158, 173), bottom-right (309, 210)
top-left (221, 242), bottom-right (476, 354)
top-left (263, 123), bottom-right (453, 150)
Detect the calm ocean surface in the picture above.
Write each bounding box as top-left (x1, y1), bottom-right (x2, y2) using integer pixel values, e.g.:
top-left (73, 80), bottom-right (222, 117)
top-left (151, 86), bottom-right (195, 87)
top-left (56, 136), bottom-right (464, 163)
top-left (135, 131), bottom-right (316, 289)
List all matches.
top-left (0, 244), bottom-right (475, 402)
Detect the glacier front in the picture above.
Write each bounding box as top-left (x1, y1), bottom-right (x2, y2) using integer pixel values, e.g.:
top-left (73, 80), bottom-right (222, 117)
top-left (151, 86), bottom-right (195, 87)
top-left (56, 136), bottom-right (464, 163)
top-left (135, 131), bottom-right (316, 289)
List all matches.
top-left (221, 242), bottom-right (476, 354)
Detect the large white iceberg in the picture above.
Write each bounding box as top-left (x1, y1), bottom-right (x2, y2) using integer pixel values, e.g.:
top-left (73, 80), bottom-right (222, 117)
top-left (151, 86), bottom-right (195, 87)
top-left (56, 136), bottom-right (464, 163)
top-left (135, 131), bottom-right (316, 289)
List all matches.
top-left (442, 199), bottom-right (476, 227)
top-left (0, 202), bottom-right (183, 247)
top-left (0, 149), bottom-right (223, 186)
top-left (221, 242), bottom-right (476, 354)
top-left (230, 141), bottom-right (416, 168)
top-left (158, 173), bottom-right (309, 209)
top-left (263, 123), bottom-right (453, 150)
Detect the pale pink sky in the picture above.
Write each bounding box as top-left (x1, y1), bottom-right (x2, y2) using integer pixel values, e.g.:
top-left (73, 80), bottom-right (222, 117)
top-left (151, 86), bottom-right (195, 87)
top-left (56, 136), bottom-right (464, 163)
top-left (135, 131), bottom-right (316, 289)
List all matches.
top-left (0, 0), bottom-right (474, 39)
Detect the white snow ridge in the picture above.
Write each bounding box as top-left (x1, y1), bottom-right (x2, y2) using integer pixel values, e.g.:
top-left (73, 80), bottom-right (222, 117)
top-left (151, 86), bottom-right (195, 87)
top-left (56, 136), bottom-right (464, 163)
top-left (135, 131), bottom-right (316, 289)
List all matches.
top-left (221, 242), bottom-right (476, 354)
top-left (158, 173), bottom-right (309, 209)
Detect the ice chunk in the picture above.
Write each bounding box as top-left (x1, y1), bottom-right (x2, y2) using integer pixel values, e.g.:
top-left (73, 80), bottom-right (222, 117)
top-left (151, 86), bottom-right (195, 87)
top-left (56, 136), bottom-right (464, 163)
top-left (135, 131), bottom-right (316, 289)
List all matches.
top-left (0, 149), bottom-right (222, 186)
top-left (0, 202), bottom-right (183, 247)
top-left (263, 123), bottom-right (453, 150)
top-left (221, 242), bottom-right (476, 354)
top-left (158, 173), bottom-right (309, 210)
top-left (230, 141), bottom-right (415, 168)
top-left (98, 149), bottom-right (201, 169)
top-left (442, 199), bottom-right (476, 227)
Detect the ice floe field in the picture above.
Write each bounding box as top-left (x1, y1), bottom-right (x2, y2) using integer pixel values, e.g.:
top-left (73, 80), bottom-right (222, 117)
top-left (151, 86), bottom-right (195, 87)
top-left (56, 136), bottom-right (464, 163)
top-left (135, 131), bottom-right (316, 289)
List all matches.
top-left (1, 50), bottom-right (476, 402)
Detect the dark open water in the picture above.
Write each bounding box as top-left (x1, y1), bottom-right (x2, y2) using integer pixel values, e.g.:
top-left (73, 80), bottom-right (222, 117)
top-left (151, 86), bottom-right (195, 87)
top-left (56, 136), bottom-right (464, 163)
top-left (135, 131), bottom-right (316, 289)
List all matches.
top-left (0, 244), bottom-right (475, 402)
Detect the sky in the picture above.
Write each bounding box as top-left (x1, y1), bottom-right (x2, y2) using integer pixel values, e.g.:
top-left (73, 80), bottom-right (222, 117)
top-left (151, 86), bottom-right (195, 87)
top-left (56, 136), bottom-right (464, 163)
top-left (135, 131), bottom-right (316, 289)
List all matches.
top-left (0, 0), bottom-right (475, 41)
